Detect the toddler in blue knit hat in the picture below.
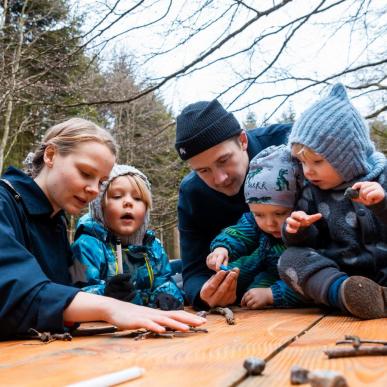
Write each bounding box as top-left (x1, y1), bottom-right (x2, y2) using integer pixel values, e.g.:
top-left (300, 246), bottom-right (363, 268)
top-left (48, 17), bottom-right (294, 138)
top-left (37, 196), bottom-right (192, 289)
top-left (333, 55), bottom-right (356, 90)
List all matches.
top-left (279, 83), bottom-right (387, 320)
top-left (207, 145), bottom-right (309, 309)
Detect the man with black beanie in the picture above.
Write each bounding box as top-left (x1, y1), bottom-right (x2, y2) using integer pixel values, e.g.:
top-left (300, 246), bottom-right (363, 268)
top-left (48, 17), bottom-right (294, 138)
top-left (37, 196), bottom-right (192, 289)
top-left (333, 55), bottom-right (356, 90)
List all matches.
top-left (175, 99), bottom-right (290, 310)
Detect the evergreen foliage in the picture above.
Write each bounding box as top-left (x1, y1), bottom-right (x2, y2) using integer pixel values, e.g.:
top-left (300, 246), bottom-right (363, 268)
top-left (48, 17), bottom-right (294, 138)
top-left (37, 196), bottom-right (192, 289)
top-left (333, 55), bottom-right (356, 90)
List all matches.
top-left (0, 0), bottom-right (97, 170)
top-left (243, 111), bottom-right (257, 130)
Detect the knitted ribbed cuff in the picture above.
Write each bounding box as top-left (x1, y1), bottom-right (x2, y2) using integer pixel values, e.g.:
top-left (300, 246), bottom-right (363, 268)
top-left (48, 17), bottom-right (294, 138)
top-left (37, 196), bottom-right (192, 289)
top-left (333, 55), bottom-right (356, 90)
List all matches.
top-left (271, 282), bottom-right (282, 307)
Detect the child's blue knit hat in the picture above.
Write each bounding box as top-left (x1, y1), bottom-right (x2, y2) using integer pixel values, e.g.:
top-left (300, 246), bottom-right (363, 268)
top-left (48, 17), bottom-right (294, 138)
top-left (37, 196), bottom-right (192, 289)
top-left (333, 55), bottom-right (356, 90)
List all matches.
top-left (289, 83), bottom-right (385, 182)
top-left (175, 99), bottom-right (242, 160)
top-left (245, 145), bottom-right (302, 208)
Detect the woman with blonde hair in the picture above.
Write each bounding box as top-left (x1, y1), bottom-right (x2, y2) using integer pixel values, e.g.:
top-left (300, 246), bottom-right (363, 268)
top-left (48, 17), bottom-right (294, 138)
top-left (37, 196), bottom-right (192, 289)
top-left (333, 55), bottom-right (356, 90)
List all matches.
top-left (0, 118), bottom-right (205, 339)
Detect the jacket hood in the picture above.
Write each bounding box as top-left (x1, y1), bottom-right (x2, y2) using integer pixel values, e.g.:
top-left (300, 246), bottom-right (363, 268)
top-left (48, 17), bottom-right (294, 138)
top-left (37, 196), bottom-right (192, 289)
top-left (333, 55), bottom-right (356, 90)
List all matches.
top-left (74, 213), bottom-right (156, 248)
top-left (74, 213), bottom-right (109, 242)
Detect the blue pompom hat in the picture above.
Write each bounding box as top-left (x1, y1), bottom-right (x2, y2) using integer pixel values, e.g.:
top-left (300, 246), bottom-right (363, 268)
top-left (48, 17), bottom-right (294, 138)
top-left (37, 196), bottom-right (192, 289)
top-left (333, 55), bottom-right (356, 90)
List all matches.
top-left (289, 83), bottom-right (385, 182)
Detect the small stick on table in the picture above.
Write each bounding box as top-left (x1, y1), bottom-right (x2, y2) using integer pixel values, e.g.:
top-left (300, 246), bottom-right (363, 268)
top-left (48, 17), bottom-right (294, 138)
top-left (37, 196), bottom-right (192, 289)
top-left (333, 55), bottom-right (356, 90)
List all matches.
top-left (127, 326), bottom-right (208, 340)
top-left (325, 346), bottom-right (387, 359)
top-left (134, 331), bottom-right (174, 340)
top-left (325, 335), bottom-right (387, 358)
top-left (25, 328), bottom-right (72, 343)
top-left (196, 307), bottom-right (235, 325)
top-left (211, 307), bottom-right (235, 325)
top-left (336, 335), bottom-right (387, 348)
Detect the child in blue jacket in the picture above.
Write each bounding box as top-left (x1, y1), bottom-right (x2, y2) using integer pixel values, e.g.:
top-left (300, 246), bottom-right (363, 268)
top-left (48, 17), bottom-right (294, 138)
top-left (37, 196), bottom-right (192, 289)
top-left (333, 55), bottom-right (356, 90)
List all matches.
top-left (72, 164), bottom-right (184, 310)
top-left (207, 145), bottom-right (307, 309)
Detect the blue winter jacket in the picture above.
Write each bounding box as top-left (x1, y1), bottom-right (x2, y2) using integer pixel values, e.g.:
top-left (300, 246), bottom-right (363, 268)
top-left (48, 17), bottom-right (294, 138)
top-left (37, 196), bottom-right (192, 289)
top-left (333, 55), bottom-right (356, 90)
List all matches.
top-left (178, 124), bottom-right (291, 309)
top-left (71, 214), bottom-right (184, 307)
top-left (0, 167), bottom-right (79, 339)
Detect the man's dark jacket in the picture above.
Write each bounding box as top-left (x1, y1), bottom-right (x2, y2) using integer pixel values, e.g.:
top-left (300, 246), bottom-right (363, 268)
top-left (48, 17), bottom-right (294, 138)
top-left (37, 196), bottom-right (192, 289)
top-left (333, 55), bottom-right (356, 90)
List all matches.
top-left (178, 124), bottom-right (291, 309)
top-left (0, 167), bottom-right (79, 339)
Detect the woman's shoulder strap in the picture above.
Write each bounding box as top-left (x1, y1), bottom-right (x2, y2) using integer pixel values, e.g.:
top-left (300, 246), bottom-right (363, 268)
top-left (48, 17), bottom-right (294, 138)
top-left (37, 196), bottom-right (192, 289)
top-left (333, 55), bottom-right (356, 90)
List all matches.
top-left (0, 178), bottom-right (22, 202)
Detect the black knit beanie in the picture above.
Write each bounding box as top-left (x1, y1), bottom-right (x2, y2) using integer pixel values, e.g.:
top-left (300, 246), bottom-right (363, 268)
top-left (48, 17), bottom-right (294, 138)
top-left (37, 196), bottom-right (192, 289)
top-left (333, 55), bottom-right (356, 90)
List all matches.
top-left (175, 99), bottom-right (242, 160)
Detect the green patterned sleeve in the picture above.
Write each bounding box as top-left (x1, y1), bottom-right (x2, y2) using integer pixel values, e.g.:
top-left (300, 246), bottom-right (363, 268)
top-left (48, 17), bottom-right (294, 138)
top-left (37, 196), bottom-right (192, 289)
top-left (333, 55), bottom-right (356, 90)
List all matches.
top-left (210, 212), bottom-right (261, 259)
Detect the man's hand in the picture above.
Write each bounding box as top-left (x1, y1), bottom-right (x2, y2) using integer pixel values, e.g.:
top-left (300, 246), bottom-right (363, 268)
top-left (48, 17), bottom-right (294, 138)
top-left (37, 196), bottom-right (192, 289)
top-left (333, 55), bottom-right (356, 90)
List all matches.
top-left (200, 268), bottom-right (239, 308)
top-left (206, 247), bottom-right (229, 271)
top-left (240, 288), bottom-right (274, 309)
top-left (351, 181), bottom-right (385, 206)
top-left (285, 211), bottom-right (322, 234)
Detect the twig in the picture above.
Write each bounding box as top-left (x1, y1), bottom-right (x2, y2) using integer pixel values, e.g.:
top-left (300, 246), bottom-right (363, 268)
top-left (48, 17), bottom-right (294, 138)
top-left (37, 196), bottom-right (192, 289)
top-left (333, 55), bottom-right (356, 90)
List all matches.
top-left (196, 307), bottom-right (236, 324)
top-left (211, 307), bottom-right (235, 325)
top-left (135, 331), bottom-right (174, 340)
top-left (188, 327), bottom-right (208, 333)
top-left (336, 335), bottom-right (387, 348)
top-left (325, 346), bottom-right (387, 359)
top-left (325, 335), bottom-right (387, 358)
top-left (127, 326), bottom-right (208, 340)
top-left (26, 328), bottom-right (72, 343)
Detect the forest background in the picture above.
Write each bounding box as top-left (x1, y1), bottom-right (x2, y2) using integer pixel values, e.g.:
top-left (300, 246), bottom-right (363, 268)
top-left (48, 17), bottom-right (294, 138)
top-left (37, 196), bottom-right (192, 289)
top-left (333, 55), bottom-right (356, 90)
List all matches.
top-left (1, 0), bottom-right (386, 259)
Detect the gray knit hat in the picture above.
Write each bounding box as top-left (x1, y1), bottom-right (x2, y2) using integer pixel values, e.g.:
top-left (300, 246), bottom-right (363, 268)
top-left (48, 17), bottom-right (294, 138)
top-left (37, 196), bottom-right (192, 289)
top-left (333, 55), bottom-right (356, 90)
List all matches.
top-left (289, 83), bottom-right (385, 182)
top-left (245, 145), bottom-right (302, 208)
top-left (175, 99), bottom-right (242, 160)
top-left (90, 164), bottom-right (151, 245)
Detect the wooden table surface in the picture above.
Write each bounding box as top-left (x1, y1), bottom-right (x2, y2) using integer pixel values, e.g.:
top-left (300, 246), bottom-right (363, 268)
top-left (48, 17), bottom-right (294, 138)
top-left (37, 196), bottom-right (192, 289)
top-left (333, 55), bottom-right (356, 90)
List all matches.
top-left (1, 308), bottom-right (386, 386)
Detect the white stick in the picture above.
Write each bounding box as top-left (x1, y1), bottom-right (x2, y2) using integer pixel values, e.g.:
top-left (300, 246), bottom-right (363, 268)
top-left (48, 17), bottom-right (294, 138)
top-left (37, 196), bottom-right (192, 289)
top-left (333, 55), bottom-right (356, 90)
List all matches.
top-left (66, 366), bottom-right (145, 387)
top-left (116, 240), bottom-right (123, 274)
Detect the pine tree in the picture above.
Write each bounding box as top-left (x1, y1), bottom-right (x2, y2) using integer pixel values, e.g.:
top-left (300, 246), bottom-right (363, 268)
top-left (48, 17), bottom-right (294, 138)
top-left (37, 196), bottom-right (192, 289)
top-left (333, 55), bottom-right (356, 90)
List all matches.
top-left (243, 111), bottom-right (257, 130)
top-left (0, 0), bottom-right (95, 171)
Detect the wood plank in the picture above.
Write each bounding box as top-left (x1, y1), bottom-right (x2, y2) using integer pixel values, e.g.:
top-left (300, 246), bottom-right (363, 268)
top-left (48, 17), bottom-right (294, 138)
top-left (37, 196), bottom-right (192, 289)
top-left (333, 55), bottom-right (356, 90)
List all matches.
top-left (0, 308), bottom-right (323, 386)
top-left (240, 315), bottom-right (387, 386)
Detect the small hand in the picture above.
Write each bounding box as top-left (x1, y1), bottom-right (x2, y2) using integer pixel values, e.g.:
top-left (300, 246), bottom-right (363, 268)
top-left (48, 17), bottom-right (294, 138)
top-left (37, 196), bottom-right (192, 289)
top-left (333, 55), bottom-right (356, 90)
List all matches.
top-left (285, 211), bottom-right (322, 234)
top-left (200, 268), bottom-right (240, 308)
top-left (104, 273), bottom-right (136, 302)
top-left (351, 181), bottom-right (385, 206)
top-left (206, 247), bottom-right (229, 271)
top-left (240, 288), bottom-right (274, 309)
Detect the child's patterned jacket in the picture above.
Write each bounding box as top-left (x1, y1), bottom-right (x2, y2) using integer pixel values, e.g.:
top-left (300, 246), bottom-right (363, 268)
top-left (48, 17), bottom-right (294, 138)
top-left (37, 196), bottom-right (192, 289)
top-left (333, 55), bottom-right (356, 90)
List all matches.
top-left (71, 213), bottom-right (183, 307)
top-left (211, 211), bottom-right (305, 307)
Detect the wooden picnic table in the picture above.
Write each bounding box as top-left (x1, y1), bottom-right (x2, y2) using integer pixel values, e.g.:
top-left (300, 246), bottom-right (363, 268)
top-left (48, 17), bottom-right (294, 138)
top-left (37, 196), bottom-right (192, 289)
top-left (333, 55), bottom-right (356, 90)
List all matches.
top-left (0, 308), bottom-right (386, 386)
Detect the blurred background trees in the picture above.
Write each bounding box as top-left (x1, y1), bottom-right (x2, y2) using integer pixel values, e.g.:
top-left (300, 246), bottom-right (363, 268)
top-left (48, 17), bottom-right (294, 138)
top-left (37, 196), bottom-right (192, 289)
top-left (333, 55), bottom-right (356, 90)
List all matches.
top-left (0, 0), bottom-right (95, 171)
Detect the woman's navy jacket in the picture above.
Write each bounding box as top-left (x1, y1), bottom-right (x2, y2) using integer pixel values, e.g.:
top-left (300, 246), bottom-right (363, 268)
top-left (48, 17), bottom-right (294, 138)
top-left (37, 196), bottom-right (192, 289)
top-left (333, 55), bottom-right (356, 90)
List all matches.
top-left (0, 167), bottom-right (79, 339)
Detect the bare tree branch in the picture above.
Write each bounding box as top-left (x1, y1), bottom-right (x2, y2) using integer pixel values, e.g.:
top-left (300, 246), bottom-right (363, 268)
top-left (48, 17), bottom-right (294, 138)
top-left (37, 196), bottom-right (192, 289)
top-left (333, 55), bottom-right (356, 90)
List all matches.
top-left (57, 0), bottom-right (295, 107)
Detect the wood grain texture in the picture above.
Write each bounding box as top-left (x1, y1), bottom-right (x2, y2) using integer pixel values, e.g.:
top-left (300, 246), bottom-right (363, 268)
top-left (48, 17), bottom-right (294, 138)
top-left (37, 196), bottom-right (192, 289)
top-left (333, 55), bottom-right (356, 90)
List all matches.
top-left (0, 308), bottom-right (323, 386)
top-left (241, 315), bottom-right (387, 386)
